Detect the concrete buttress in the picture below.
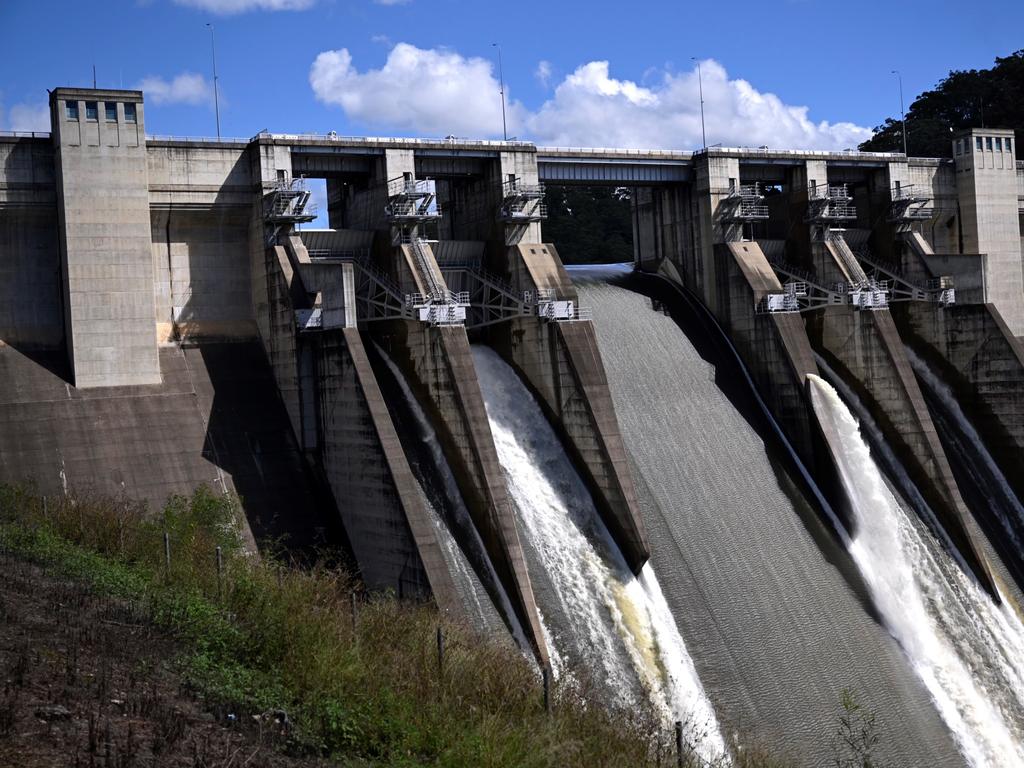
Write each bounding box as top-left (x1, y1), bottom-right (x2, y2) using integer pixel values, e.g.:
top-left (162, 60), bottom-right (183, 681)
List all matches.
top-left (485, 244), bottom-right (650, 573)
top-left (371, 242), bottom-right (550, 666)
top-left (806, 304), bottom-right (999, 599)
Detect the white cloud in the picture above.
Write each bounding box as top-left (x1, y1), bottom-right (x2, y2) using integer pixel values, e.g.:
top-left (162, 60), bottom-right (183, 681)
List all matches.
top-left (309, 45), bottom-right (870, 150)
top-left (172, 0), bottom-right (314, 13)
top-left (7, 102), bottom-right (50, 132)
top-left (310, 44), bottom-right (516, 137)
top-left (535, 60), bottom-right (552, 89)
top-left (373, 0), bottom-right (411, 5)
top-left (526, 59), bottom-right (870, 150)
top-left (136, 73), bottom-right (213, 106)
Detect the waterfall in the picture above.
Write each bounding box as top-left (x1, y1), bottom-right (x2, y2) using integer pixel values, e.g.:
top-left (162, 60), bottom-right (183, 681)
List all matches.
top-left (906, 348), bottom-right (1024, 554)
top-left (374, 347), bottom-right (529, 649)
top-left (808, 374), bottom-right (1024, 768)
top-left (471, 345), bottom-right (726, 761)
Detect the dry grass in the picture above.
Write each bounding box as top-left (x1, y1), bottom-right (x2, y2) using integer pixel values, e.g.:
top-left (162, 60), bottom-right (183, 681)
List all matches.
top-left (0, 484), bottom-right (793, 767)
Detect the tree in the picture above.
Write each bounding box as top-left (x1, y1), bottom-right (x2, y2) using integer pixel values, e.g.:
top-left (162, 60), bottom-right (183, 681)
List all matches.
top-left (859, 50), bottom-right (1024, 157)
top-left (542, 186), bottom-right (634, 265)
top-left (831, 689), bottom-right (886, 768)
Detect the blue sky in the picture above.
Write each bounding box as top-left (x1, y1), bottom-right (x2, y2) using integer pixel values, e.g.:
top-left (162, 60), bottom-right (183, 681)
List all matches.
top-left (1, 0), bottom-right (1022, 150)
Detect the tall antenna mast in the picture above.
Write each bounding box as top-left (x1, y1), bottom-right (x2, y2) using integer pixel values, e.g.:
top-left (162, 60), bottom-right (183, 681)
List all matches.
top-left (692, 57), bottom-right (707, 150)
top-left (492, 43), bottom-right (508, 141)
top-left (206, 23), bottom-right (221, 138)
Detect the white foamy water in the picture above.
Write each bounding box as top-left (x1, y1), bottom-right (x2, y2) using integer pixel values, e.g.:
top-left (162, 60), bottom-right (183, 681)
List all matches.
top-left (906, 348), bottom-right (1024, 553)
top-left (472, 345), bottom-right (725, 760)
top-left (808, 374), bottom-right (1024, 768)
top-left (375, 348), bottom-right (530, 650)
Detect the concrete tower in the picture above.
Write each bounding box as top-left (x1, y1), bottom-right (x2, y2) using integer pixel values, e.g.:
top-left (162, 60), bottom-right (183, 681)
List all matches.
top-left (49, 88), bottom-right (160, 388)
top-left (953, 127), bottom-right (1024, 336)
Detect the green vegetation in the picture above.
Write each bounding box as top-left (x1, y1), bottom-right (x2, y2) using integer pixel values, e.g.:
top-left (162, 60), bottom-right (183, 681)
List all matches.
top-left (859, 50), bottom-right (1024, 157)
top-left (543, 185), bottom-right (634, 264)
top-left (0, 484), bottom-right (790, 767)
top-left (1, 484), bottom-right (887, 766)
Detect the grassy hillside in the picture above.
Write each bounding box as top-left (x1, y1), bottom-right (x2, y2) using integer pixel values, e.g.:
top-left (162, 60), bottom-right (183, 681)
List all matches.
top-left (0, 485), bottom-right (884, 766)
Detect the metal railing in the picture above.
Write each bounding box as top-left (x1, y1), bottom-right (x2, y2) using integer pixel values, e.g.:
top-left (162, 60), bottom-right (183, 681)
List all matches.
top-left (502, 178), bottom-right (545, 197)
top-left (306, 248), bottom-right (371, 261)
top-left (146, 134), bottom-right (250, 144)
top-left (254, 130), bottom-right (534, 149)
top-left (892, 184), bottom-right (930, 201)
top-left (387, 176), bottom-right (436, 197)
top-left (405, 290), bottom-right (469, 307)
top-left (501, 201), bottom-right (548, 219)
top-left (0, 131), bottom-right (51, 139)
top-left (269, 195), bottom-right (318, 218)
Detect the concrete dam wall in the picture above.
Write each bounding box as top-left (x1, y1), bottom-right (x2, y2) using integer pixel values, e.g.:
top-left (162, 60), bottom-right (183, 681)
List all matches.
top-left (2, 86), bottom-right (1024, 765)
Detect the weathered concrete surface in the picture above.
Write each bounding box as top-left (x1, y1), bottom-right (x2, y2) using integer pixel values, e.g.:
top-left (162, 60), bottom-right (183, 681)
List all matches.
top-left (251, 244), bottom-right (307, 445)
top-left (954, 128), bottom-right (1023, 336)
top-left (369, 244), bottom-right (548, 664)
top-left (805, 305), bottom-right (998, 597)
top-left (893, 301), bottom-right (1024, 504)
top-left (714, 243), bottom-right (820, 464)
top-left (374, 319), bottom-right (549, 665)
top-left (50, 88), bottom-right (160, 388)
top-left (311, 327), bottom-right (461, 613)
top-left (484, 244), bottom-right (650, 574)
top-left (0, 207), bottom-right (62, 349)
top-left (903, 231), bottom-right (989, 304)
top-left (0, 139), bottom-right (62, 350)
top-left (0, 340), bottom-right (334, 552)
top-left (150, 208), bottom-right (256, 343)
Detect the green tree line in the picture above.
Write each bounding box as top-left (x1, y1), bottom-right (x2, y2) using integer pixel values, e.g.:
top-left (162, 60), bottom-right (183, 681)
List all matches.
top-left (859, 50), bottom-right (1024, 157)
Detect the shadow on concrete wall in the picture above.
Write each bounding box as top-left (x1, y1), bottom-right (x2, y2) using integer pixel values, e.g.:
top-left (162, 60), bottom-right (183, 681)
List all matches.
top-left (191, 341), bottom-right (349, 563)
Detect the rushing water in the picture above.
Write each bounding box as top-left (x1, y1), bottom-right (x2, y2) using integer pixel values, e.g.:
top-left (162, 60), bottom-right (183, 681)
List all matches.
top-left (374, 347), bottom-right (526, 646)
top-left (906, 348), bottom-right (1024, 561)
top-left (471, 344), bottom-right (726, 760)
top-left (808, 374), bottom-right (1024, 768)
top-left (574, 267), bottom-right (960, 767)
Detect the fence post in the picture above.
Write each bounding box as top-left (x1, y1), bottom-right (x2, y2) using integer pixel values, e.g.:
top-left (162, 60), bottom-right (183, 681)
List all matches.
top-left (42, 496), bottom-right (48, 521)
top-left (436, 626), bottom-right (444, 678)
top-left (350, 592), bottom-right (357, 635)
top-left (542, 666), bottom-right (551, 714)
top-left (675, 721), bottom-right (684, 768)
top-left (163, 532), bottom-right (171, 576)
top-left (215, 546), bottom-right (223, 599)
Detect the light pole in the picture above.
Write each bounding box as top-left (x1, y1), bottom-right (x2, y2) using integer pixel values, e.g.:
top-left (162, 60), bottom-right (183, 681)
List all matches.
top-left (492, 43), bottom-right (508, 141)
top-left (207, 23), bottom-right (221, 139)
top-left (891, 70), bottom-right (907, 156)
top-left (692, 57), bottom-right (706, 150)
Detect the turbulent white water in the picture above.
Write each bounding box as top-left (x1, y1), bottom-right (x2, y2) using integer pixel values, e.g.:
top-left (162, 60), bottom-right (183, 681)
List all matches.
top-left (472, 345), bottom-right (725, 760)
top-left (906, 348), bottom-right (1024, 553)
top-left (376, 348), bottom-right (530, 648)
top-left (808, 374), bottom-right (1024, 768)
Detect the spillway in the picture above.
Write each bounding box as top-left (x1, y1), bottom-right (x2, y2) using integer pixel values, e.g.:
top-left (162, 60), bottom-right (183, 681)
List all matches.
top-left (371, 346), bottom-right (524, 645)
top-left (572, 266), bottom-right (962, 766)
top-left (809, 374), bottom-right (1024, 768)
top-left (471, 344), bottom-right (726, 761)
top-left (907, 349), bottom-right (1024, 590)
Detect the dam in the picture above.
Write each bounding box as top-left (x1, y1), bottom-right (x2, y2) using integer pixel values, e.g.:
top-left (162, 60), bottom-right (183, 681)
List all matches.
top-left (2, 86), bottom-right (1024, 765)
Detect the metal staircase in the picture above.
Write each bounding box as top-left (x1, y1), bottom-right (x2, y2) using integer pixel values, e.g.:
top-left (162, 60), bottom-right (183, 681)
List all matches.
top-left (887, 184), bottom-right (934, 224)
top-left (805, 183), bottom-right (857, 222)
top-left (722, 183), bottom-right (770, 221)
top-left (498, 178), bottom-right (547, 222)
top-left (404, 238), bottom-right (468, 326)
top-left (385, 175), bottom-right (441, 222)
top-left (263, 176), bottom-right (318, 245)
